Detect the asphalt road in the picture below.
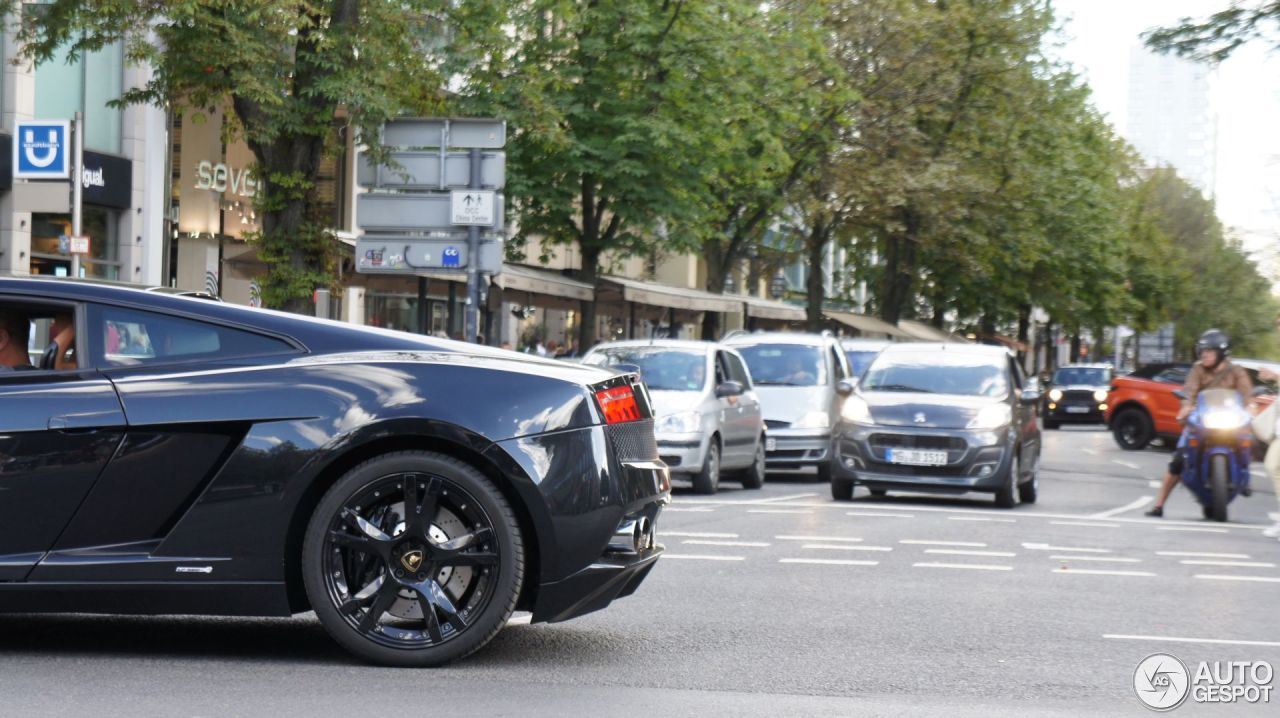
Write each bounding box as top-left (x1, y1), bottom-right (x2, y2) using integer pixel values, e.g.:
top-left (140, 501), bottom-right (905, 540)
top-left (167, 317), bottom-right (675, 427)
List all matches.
top-left (2, 424), bottom-right (1278, 716)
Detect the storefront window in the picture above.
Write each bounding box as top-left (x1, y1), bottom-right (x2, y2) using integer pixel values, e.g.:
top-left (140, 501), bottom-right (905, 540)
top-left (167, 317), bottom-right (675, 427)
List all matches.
top-left (29, 208), bottom-right (121, 280)
top-left (365, 293), bottom-right (421, 333)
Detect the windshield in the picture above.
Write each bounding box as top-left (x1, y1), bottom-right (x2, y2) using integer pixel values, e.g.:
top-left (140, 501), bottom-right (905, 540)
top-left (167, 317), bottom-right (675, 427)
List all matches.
top-left (863, 352), bottom-right (1009, 397)
top-left (583, 348), bottom-right (707, 391)
top-left (1052, 366), bottom-right (1111, 386)
top-left (736, 344), bottom-right (826, 386)
top-left (845, 349), bottom-right (882, 378)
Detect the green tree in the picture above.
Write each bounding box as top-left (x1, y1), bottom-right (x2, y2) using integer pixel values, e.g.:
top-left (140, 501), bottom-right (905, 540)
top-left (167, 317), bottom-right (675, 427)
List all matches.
top-left (7, 0), bottom-right (447, 311)
top-left (1144, 1), bottom-right (1280, 62)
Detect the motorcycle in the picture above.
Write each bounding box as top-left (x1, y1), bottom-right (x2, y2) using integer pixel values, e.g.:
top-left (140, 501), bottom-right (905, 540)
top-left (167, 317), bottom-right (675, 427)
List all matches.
top-left (1174, 388), bottom-right (1253, 522)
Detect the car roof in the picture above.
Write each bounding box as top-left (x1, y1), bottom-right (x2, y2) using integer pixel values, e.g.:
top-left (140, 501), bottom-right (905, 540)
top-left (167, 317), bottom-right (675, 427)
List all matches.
top-left (722, 332), bottom-right (835, 347)
top-left (585, 339), bottom-right (718, 353)
top-left (879, 342), bottom-right (1010, 357)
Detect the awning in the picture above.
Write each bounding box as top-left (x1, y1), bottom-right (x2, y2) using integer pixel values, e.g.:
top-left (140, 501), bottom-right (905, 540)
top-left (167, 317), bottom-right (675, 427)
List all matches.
top-left (743, 296), bottom-right (806, 321)
top-left (897, 319), bottom-right (958, 342)
top-left (824, 310), bottom-right (912, 338)
top-left (597, 275), bottom-right (741, 314)
top-left (493, 264), bottom-right (594, 301)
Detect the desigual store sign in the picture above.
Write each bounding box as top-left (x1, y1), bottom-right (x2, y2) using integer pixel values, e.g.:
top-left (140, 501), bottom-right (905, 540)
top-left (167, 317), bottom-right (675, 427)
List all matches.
top-left (81, 151), bottom-right (132, 209)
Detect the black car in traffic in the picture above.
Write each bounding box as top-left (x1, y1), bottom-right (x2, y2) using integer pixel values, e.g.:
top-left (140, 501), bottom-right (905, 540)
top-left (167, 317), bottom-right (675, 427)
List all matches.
top-left (831, 343), bottom-right (1041, 508)
top-left (1042, 363), bottom-right (1113, 429)
top-left (0, 278), bottom-right (669, 666)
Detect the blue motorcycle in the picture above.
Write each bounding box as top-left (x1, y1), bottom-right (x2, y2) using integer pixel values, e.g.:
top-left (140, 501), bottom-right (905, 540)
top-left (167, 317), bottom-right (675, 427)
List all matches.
top-left (1175, 388), bottom-right (1253, 522)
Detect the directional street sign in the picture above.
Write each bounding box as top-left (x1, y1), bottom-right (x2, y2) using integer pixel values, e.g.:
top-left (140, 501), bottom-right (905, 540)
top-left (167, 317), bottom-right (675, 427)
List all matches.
top-left (379, 118), bottom-right (506, 149)
top-left (355, 236), bottom-right (504, 274)
top-left (451, 190), bottom-right (496, 226)
top-left (357, 192), bottom-right (504, 232)
top-left (14, 119), bottom-right (71, 179)
top-left (357, 151), bottom-right (505, 190)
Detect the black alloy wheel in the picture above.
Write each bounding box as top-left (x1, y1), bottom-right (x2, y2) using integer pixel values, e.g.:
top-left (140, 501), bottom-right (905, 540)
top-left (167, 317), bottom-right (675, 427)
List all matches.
top-left (303, 451), bottom-right (523, 667)
top-left (693, 439), bottom-right (722, 495)
top-left (830, 476), bottom-right (854, 501)
top-left (994, 451), bottom-right (1020, 509)
top-left (1112, 409), bottom-right (1153, 451)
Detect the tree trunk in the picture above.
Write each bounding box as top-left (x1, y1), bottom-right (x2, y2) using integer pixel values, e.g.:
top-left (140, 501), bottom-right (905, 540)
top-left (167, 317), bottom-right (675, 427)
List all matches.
top-left (1070, 333), bottom-right (1081, 363)
top-left (879, 206), bottom-right (921, 324)
top-left (576, 246), bottom-right (601, 351)
top-left (702, 241), bottom-right (728, 340)
top-left (805, 220), bottom-right (828, 332)
top-left (1016, 304), bottom-right (1031, 365)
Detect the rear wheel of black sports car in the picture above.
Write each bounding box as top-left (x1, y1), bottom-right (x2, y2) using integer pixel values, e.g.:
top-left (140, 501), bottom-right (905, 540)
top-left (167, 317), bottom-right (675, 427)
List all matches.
top-left (303, 451), bottom-right (524, 667)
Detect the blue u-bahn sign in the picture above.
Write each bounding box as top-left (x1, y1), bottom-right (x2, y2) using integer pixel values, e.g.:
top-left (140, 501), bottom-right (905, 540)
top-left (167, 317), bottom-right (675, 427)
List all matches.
top-left (13, 119), bottom-right (70, 179)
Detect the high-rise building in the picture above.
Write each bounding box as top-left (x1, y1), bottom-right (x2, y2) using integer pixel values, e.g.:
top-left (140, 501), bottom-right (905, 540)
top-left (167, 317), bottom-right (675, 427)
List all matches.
top-left (1126, 46), bottom-right (1217, 196)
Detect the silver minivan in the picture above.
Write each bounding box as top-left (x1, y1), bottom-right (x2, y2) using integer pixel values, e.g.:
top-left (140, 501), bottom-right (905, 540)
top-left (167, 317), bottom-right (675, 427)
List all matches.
top-left (723, 332), bottom-right (852, 481)
top-left (582, 340), bottom-right (766, 494)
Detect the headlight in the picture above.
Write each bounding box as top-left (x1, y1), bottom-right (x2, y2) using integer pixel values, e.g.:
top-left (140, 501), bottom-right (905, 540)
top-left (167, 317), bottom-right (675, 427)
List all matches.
top-left (792, 410), bottom-right (832, 429)
top-left (1048, 389), bottom-right (1063, 402)
top-left (1202, 409), bottom-right (1247, 430)
top-left (655, 411), bottom-right (701, 433)
top-left (1093, 389), bottom-right (1108, 402)
top-left (839, 397), bottom-right (873, 424)
top-left (968, 404), bottom-right (1012, 429)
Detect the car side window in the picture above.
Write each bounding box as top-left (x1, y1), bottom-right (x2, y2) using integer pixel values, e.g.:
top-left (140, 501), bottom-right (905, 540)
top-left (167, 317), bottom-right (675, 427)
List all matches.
top-left (714, 352), bottom-right (729, 386)
top-left (725, 351), bottom-right (752, 389)
top-left (0, 300), bottom-right (80, 372)
top-left (89, 305), bottom-right (296, 368)
top-left (1155, 368), bottom-right (1187, 385)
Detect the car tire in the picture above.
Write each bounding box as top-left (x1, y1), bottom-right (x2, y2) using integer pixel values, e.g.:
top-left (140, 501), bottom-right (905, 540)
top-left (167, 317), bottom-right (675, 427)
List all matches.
top-left (1209, 453), bottom-right (1229, 522)
top-left (1018, 451), bottom-right (1039, 504)
top-left (1112, 409), bottom-right (1153, 451)
top-left (740, 436), bottom-right (766, 490)
top-left (815, 462), bottom-right (832, 484)
top-left (693, 438), bottom-right (721, 495)
top-left (831, 476), bottom-right (854, 501)
top-left (303, 450), bottom-right (523, 667)
top-left (994, 451), bottom-right (1019, 509)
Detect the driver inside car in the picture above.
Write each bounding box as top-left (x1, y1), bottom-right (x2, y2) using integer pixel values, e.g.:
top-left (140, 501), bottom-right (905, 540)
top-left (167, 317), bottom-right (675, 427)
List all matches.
top-left (47, 312), bottom-right (76, 369)
top-left (0, 308), bottom-right (36, 371)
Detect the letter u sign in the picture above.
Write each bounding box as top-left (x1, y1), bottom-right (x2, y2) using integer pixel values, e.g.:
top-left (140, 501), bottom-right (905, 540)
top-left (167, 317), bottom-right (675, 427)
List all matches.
top-left (14, 119), bottom-right (71, 179)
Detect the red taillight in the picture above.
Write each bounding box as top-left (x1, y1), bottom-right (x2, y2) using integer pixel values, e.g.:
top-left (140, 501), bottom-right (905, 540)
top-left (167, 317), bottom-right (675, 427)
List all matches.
top-left (596, 386), bottom-right (641, 424)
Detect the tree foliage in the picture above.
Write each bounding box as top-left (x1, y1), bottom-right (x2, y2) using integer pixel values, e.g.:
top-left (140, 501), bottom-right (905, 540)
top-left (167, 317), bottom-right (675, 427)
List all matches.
top-left (1144, 1), bottom-right (1280, 62)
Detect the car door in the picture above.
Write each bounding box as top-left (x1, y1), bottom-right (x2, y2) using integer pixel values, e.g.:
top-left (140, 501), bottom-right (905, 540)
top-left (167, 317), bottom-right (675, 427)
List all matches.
top-left (0, 299), bottom-right (126, 581)
top-left (712, 350), bottom-right (749, 466)
top-left (1008, 356), bottom-right (1037, 472)
top-left (725, 349), bottom-right (763, 454)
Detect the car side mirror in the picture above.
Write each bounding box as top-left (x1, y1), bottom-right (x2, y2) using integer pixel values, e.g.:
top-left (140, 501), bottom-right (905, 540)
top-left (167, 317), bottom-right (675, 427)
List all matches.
top-left (836, 378), bottom-right (857, 397)
top-left (715, 380), bottom-right (744, 399)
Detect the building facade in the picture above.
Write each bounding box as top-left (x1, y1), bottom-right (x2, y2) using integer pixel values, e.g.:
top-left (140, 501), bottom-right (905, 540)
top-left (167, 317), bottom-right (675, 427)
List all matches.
top-left (1126, 46), bottom-right (1217, 196)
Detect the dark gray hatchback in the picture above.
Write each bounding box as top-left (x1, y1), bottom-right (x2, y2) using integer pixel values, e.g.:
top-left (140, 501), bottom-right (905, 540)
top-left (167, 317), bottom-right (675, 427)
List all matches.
top-left (830, 343), bottom-right (1041, 508)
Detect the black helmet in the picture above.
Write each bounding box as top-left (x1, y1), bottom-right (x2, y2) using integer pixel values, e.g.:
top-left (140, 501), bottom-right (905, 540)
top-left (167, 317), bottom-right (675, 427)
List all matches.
top-left (1195, 329), bottom-right (1231, 357)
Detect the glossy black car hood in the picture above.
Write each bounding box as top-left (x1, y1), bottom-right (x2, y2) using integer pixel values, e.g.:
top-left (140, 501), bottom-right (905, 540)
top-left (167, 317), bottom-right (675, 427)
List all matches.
top-left (859, 392), bottom-right (1004, 429)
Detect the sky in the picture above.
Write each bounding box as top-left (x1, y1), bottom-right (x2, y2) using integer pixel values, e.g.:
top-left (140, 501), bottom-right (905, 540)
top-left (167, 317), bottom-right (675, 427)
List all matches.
top-left (1049, 0), bottom-right (1280, 278)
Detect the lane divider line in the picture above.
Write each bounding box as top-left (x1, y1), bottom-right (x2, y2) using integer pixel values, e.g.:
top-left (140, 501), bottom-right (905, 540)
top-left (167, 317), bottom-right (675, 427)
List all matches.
top-left (1156, 551), bottom-right (1250, 559)
top-left (846, 511), bottom-right (915, 518)
top-left (1105, 634), bottom-right (1280, 648)
top-left (802, 544), bottom-right (893, 552)
top-left (661, 531), bottom-right (739, 538)
top-left (681, 540), bottom-right (770, 548)
top-left (780, 558), bottom-right (878, 566)
top-left (776, 534), bottom-right (863, 543)
top-left (1179, 560), bottom-right (1276, 568)
top-left (900, 539), bottom-right (987, 547)
top-left (1049, 555), bottom-right (1142, 563)
top-left (1050, 521), bottom-right (1120, 528)
top-left (913, 562), bottom-right (1013, 571)
top-left (1158, 526), bottom-right (1228, 534)
top-left (662, 554), bottom-right (745, 561)
top-left (924, 549), bottom-right (1017, 558)
top-left (1091, 496), bottom-right (1154, 519)
top-left (1052, 568), bottom-right (1155, 577)
top-left (1194, 574), bottom-right (1280, 583)
top-left (947, 516), bottom-right (1017, 523)
top-left (746, 509), bottom-right (813, 515)
top-left (1023, 543), bottom-right (1112, 553)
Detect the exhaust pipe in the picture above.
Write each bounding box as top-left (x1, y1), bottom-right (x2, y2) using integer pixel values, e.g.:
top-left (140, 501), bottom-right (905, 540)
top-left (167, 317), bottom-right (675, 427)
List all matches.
top-left (608, 515), bottom-right (655, 555)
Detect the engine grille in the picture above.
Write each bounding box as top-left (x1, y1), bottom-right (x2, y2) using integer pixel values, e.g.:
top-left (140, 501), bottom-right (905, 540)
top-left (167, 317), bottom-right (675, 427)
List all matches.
top-left (1062, 389), bottom-right (1099, 402)
top-left (868, 433), bottom-right (967, 451)
top-left (606, 419), bottom-right (659, 462)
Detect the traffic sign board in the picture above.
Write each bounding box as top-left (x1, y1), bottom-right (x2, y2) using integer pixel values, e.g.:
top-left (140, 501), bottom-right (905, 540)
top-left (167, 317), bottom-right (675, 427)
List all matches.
top-left (379, 118), bottom-right (506, 149)
top-left (68, 235), bottom-right (90, 254)
top-left (357, 151), bottom-right (506, 190)
top-left (14, 120), bottom-right (70, 179)
top-left (357, 192), bottom-right (504, 232)
top-left (355, 236), bottom-right (504, 274)
top-left (451, 190), bottom-right (495, 226)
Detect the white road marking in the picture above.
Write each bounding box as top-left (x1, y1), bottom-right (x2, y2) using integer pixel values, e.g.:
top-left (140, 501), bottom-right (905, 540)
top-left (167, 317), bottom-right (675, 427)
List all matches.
top-left (780, 558), bottom-right (879, 566)
top-left (1050, 521), bottom-right (1121, 528)
top-left (1050, 555), bottom-right (1142, 563)
top-left (746, 509), bottom-right (813, 515)
top-left (1194, 574), bottom-right (1280, 584)
top-left (681, 540), bottom-right (770, 548)
top-left (1158, 526), bottom-right (1229, 534)
top-left (947, 516), bottom-right (1017, 523)
top-left (1023, 543), bottom-right (1112, 553)
top-left (1157, 551), bottom-right (1251, 559)
top-left (662, 554), bottom-right (745, 561)
top-left (776, 534), bottom-right (862, 543)
top-left (900, 539), bottom-right (987, 547)
top-left (661, 531), bottom-right (739, 538)
top-left (665, 508), bottom-right (715, 513)
top-left (846, 511), bottom-right (915, 518)
top-left (1091, 496), bottom-right (1153, 519)
top-left (802, 544), bottom-right (893, 552)
top-left (752, 492), bottom-right (819, 504)
top-left (1180, 560), bottom-right (1277, 568)
top-left (1113, 460), bottom-right (1141, 470)
top-left (1052, 568), bottom-right (1155, 577)
top-left (924, 549), bottom-right (1017, 558)
top-left (913, 562), bottom-right (1013, 571)
top-left (1105, 634), bottom-right (1280, 648)
top-left (1147, 480), bottom-right (1163, 489)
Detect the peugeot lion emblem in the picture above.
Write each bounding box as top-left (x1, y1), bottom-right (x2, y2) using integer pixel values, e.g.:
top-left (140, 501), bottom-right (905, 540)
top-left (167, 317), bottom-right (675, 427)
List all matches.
top-left (913, 412), bottom-right (927, 424)
top-left (400, 550), bottom-right (424, 572)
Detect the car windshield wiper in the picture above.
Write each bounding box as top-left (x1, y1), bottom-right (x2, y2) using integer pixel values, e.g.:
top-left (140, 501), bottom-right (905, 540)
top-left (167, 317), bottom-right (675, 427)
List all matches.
top-left (867, 383), bottom-right (934, 393)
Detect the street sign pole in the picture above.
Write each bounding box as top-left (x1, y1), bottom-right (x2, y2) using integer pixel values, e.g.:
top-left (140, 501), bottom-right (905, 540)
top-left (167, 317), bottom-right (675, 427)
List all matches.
top-left (71, 111), bottom-right (83, 279)
top-left (466, 148), bottom-right (482, 344)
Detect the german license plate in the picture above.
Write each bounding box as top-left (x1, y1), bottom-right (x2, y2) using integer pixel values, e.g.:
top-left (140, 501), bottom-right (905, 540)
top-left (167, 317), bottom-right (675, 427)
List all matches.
top-left (766, 437), bottom-right (777, 452)
top-left (887, 449), bottom-right (947, 466)
top-left (1065, 406), bottom-right (1090, 414)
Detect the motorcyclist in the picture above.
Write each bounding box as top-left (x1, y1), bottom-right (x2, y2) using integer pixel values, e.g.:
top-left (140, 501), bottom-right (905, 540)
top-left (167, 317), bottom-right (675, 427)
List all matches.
top-left (1145, 329), bottom-right (1255, 518)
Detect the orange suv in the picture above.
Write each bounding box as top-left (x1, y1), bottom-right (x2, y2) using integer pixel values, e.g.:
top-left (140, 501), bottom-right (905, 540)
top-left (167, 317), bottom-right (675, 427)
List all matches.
top-left (1106, 361), bottom-right (1277, 451)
